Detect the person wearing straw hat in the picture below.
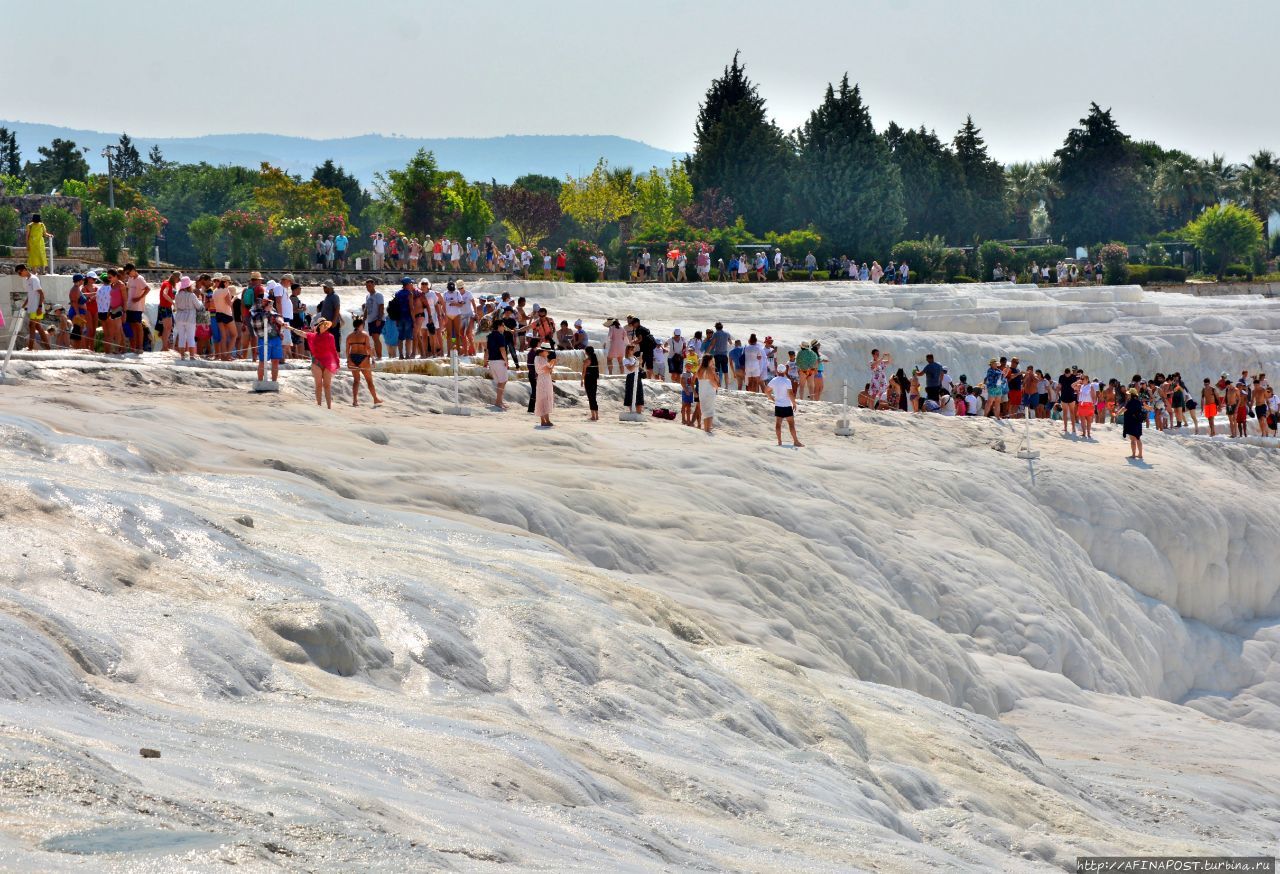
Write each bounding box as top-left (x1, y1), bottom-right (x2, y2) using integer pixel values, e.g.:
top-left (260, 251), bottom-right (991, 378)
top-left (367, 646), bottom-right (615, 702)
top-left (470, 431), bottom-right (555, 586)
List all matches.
top-left (303, 318), bottom-right (340, 409)
top-left (534, 343), bottom-right (556, 427)
top-left (172, 276), bottom-right (200, 360)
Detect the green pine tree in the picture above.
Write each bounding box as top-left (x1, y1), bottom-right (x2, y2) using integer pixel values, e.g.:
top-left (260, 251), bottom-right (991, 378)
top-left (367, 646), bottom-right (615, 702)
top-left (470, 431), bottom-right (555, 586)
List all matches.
top-left (1050, 103), bottom-right (1153, 246)
top-left (115, 133), bottom-right (145, 180)
top-left (886, 123), bottom-right (969, 243)
top-left (687, 52), bottom-right (793, 233)
top-left (791, 75), bottom-right (904, 256)
top-left (24, 138), bottom-right (90, 193)
top-left (0, 128), bottom-right (20, 177)
top-left (953, 117), bottom-right (1008, 239)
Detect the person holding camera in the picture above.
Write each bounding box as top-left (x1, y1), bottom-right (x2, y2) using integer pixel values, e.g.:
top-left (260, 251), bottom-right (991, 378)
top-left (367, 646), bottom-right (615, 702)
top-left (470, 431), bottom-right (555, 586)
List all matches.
top-left (534, 344), bottom-right (556, 427)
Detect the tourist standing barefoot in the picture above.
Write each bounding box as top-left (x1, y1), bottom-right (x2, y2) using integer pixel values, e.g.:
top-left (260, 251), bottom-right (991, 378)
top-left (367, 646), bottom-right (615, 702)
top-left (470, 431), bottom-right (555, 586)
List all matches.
top-left (534, 345), bottom-right (555, 427)
top-left (305, 319), bottom-right (340, 409)
top-left (697, 355), bottom-right (719, 433)
top-left (582, 346), bottom-right (600, 420)
top-left (767, 370), bottom-right (803, 447)
top-left (1123, 388), bottom-right (1145, 460)
top-left (346, 318), bottom-right (381, 407)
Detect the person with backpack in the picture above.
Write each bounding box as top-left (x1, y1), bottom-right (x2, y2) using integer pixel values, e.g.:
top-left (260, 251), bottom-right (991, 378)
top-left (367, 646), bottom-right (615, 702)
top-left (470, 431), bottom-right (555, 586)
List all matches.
top-left (390, 277), bottom-right (415, 359)
top-left (363, 279), bottom-right (386, 360)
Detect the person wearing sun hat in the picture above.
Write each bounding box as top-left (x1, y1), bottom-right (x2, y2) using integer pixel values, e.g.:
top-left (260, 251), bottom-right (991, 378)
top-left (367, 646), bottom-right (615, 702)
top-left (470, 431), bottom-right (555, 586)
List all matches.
top-left (172, 275), bottom-right (201, 360)
top-left (303, 317), bottom-right (340, 409)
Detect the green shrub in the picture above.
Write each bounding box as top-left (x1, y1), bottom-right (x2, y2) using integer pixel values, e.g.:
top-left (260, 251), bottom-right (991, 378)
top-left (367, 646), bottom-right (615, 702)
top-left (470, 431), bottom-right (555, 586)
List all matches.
top-left (89, 205), bottom-right (127, 263)
top-left (1020, 244), bottom-right (1067, 267)
top-left (0, 204), bottom-right (19, 252)
top-left (188, 214), bottom-right (222, 268)
top-left (977, 240), bottom-right (1016, 278)
top-left (891, 236), bottom-right (946, 279)
top-left (941, 248), bottom-right (968, 280)
top-left (1100, 242), bottom-right (1130, 284)
top-left (41, 205), bottom-right (78, 256)
top-left (124, 206), bottom-right (167, 267)
top-left (1270, 233), bottom-right (1280, 258)
top-left (566, 238), bottom-right (599, 283)
top-left (1126, 264), bottom-right (1187, 284)
top-left (1224, 264), bottom-right (1252, 279)
top-left (764, 226), bottom-right (822, 256)
top-left (951, 274), bottom-right (979, 283)
top-left (1142, 243), bottom-right (1169, 266)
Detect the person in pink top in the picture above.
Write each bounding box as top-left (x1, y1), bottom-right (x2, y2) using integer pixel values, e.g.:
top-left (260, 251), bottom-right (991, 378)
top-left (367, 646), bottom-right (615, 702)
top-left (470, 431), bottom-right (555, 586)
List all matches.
top-left (534, 345), bottom-right (556, 426)
top-left (304, 319), bottom-right (340, 409)
top-left (605, 318), bottom-right (626, 374)
top-left (124, 264), bottom-right (150, 353)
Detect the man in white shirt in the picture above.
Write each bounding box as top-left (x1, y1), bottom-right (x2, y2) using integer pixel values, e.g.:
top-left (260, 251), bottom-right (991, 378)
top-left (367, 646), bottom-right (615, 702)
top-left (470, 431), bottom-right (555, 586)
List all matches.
top-left (966, 390), bottom-right (982, 416)
top-left (17, 264), bottom-right (49, 350)
top-left (766, 372), bottom-right (804, 447)
top-left (773, 249), bottom-right (785, 280)
top-left (443, 281), bottom-right (466, 354)
top-left (421, 279), bottom-right (443, 356)
top-left (371, 233), bottom-right (386, 270)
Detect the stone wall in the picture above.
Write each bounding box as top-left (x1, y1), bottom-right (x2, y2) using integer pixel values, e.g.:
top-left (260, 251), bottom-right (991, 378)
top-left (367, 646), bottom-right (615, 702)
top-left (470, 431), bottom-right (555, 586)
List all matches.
top-left (1150, 281), bottom-right (1280, 298)
top-left (1, 194), bottom-right (84, 248)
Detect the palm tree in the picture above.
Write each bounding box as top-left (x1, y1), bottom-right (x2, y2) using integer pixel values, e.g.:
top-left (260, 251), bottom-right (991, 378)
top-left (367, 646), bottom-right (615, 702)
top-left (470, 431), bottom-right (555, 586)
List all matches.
top-left (1152, 154), bottom-right (1217, 227)
top-left (1204, 153), bottom-right (1239, 203)
top-left (1236, 150), bottom-right (1280, 231)
top-left (1005, 160), bottom-right (1058, 239)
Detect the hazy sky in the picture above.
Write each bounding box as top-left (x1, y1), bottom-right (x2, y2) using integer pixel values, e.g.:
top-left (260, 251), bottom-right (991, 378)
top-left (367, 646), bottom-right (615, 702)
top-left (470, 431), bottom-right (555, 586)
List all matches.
top-left (5, 0), bottom-right (1274, 162)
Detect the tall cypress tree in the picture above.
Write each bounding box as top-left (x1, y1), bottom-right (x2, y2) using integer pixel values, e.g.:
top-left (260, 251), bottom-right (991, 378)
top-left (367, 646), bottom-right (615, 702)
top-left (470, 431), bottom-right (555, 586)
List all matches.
top-left (886, 123), bottom-right (968, 243)
top-left (115, 133), bottom-right (145, 180)
top-left (1050, 103), bottom-right (1152, 245)
top-left (687, 52), bottom-right (793, 233)
top-left (952, 117), bottom-right (1008, 239)
top-left (0, 128), bottom-right (20, 176)
top-left (791, 75), bottom-right (904, 256)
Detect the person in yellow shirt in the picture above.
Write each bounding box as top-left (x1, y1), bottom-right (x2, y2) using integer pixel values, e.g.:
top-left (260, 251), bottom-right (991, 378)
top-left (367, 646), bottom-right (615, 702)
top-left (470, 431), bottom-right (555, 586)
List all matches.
top-left (25, 214), bottom-right (53, 273)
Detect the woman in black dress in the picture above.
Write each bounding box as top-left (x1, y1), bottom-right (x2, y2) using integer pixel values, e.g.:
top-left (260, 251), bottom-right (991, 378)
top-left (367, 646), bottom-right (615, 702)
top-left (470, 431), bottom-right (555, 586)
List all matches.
top-left (893, 368), bottom-right (910, 412)
top-left (581, 345), bottom-right (600, 421)
top-left (1122, 387), bottom-right (1147, 460)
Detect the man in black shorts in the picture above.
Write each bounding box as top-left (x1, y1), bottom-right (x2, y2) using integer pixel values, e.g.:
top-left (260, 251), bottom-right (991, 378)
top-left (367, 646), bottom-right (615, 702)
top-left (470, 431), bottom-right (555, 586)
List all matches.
top-left (1058, 367), bottom-right (1079, 435)
top-left (766, 370), bottom-right (804, 447)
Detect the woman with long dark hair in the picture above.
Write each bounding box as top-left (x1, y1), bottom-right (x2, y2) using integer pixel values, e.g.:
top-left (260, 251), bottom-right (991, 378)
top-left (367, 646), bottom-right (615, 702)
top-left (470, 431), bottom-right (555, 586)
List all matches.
top-left (697, 354), bottom-right (719, 433)
top-left (581, 345), bottom-right (600, 421)
top-left (1123, 387), bottom-right (1146, 460)
top-left (894, 368), bottom-right (910, 412)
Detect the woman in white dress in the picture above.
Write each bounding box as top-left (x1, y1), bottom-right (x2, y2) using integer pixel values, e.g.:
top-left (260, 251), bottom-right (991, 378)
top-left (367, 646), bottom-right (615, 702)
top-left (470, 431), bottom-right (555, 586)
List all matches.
top-left (696, 354), bottom-right (720, 434)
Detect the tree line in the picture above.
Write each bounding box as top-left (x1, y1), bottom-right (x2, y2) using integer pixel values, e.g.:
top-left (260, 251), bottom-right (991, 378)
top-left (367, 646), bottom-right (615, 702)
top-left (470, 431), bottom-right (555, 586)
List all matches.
top-left (1, 52), bottom-right (1277, 276)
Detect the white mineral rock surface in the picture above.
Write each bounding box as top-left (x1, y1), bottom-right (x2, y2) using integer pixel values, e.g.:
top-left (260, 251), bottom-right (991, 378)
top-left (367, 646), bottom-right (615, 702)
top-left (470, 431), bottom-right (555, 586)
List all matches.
top-left (1, 281), bottom-right (1278, 871)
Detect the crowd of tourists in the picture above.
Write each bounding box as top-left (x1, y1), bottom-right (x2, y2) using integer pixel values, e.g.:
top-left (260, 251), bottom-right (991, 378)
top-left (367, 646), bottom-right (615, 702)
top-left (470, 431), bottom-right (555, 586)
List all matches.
top-left (13, 262), bottom-right (1275, 455)
top-left (857, 350), bottom-right (1277, 458)
top-left (363, 231), bottom-right (575, 278)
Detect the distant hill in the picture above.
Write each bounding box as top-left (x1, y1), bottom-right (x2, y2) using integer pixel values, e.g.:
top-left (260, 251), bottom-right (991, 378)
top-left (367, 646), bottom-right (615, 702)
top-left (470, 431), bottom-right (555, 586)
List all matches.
top-left (0, 120), bottom-right (684, 187)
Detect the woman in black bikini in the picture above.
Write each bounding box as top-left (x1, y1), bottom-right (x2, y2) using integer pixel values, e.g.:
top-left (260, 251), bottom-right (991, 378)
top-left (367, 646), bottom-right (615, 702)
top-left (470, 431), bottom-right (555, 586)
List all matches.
top-left (346, 318), bottom-right (381, 408)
